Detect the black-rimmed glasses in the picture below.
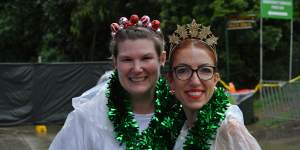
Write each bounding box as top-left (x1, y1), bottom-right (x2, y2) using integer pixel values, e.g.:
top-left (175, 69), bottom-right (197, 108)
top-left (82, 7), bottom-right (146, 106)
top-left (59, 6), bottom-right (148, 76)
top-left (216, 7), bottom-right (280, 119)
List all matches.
top-left (172, 64), bottom-right (216, 81)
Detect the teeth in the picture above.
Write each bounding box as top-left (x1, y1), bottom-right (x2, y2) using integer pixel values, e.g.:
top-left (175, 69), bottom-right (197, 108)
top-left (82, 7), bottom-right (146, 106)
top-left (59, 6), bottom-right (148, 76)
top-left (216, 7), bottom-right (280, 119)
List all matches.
top-left (187, 92), bottom-right (202, 96)
top-left (130, 77), bottom-right (145, 82)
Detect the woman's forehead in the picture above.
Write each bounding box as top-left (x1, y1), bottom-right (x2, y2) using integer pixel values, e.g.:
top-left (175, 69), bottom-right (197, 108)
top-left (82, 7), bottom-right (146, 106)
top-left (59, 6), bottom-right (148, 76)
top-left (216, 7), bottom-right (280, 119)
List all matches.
top-left (118, 39), bottom-right (155, 51)
top-left (173, 46), bottom-right (215, 66)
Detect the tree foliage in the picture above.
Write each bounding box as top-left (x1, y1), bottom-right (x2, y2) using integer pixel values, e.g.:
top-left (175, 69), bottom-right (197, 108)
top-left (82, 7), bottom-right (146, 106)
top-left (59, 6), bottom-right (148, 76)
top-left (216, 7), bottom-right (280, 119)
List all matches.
top-left (0, 0), bottom-right (299, 86)
top-left (160, 0), bottom-right (300, 86)
top-left (0, 0), bottom-right (161, 62)
top-left (160, 0), bottom-right (259, 86)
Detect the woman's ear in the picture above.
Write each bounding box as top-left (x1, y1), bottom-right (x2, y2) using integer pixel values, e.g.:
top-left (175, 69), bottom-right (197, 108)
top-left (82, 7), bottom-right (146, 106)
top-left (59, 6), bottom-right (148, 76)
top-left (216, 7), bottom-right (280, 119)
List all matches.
top-left (160, 50), bottom-right (167, 66)
top-left (213, 72), bottom-right (220, 85)
top-left (168, 74), bottom-right (177, 95)
top-left (112, 56), bottom-right (117, 69)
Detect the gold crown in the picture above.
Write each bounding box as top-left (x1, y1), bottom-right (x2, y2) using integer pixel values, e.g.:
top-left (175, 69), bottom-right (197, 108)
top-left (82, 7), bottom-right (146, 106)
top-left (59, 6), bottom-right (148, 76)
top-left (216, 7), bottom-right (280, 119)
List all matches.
top-left (168, 19), bottom-right (218, 52)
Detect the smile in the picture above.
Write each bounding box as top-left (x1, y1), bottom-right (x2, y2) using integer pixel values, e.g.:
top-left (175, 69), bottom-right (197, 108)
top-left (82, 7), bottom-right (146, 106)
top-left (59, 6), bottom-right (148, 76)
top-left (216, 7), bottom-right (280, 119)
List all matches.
top-left (129, 76), bottom-right (147, 82)
top-left (185, 89), bottom-right (204, 100)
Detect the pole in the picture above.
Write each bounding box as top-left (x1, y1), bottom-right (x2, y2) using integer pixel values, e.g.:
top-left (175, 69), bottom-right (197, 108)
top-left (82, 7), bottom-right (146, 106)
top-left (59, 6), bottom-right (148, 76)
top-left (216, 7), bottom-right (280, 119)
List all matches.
top-left (260, 0), bottom-right (263, 101)
top-left (260, 16), bottom-right (263, 83)
top-left (225, 29), bottom-right (230, 82)
top-left (289, 18), bottom-right (293, 80)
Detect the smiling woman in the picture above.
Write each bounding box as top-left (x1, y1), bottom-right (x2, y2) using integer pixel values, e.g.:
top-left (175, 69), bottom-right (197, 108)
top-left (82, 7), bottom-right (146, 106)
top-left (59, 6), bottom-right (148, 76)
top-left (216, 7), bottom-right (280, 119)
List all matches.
top-left (113, 39), bottom-right (162, 105)
top-left (167, 20), bottom-right (261, 150)
top-left (169, 39), bottom-right (220, 111)
top-left (48, 15), bottom-right (181, 150)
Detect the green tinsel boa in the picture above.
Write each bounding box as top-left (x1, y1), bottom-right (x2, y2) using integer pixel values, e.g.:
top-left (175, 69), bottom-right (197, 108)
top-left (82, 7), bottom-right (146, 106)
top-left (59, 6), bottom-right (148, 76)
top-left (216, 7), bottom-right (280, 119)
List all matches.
top-left (183, 87), bottom-right (230, 150)
top-left (106, 70), bottom-right (183, 150)
top-left (106, 70), bottom-right (229, 150)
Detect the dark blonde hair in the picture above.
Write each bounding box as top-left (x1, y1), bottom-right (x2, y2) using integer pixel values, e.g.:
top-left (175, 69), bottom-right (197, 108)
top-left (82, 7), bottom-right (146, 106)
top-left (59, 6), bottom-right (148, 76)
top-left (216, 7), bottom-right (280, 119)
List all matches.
top-left (109, 27), bottom-right (164, 58)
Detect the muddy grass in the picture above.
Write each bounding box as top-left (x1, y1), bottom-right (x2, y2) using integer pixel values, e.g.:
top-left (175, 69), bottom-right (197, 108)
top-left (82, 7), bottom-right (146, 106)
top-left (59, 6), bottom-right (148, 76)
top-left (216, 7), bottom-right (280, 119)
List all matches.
top-left (246, 105), bottom-right (300, 150)
top-left (247, 119), bottom-right (300, 150)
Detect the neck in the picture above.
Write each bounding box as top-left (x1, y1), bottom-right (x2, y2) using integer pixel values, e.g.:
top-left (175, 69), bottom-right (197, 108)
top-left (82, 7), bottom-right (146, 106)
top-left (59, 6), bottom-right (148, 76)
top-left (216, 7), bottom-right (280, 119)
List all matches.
top-left (183, 106), bottom-right (197, 128)
top-left (130, 92), bottom-right (155, 114)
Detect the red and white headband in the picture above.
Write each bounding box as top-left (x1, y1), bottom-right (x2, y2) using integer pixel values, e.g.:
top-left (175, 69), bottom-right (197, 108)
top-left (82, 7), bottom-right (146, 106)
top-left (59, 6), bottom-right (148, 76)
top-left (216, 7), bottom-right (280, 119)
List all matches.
top-left (110, 14), bottom-right (161, 37)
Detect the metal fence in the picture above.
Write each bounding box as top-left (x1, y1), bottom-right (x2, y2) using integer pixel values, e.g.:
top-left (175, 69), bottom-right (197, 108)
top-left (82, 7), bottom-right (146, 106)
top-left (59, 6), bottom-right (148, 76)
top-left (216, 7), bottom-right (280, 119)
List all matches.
top-left (261, 80), bottom-right (300, 121)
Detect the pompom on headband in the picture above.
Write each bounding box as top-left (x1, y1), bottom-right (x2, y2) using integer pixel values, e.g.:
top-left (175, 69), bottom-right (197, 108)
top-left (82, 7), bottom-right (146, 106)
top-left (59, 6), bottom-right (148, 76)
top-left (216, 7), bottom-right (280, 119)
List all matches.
top-left (110, 14), bottom-right (161, 38)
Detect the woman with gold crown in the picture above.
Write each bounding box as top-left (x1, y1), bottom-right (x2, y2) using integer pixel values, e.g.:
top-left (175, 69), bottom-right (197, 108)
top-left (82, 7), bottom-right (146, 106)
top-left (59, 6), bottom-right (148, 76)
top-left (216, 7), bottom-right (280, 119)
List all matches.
top-left (49, 14), bottom-right (182, 150)
top-left (166, 20), bottom-right (261, 150)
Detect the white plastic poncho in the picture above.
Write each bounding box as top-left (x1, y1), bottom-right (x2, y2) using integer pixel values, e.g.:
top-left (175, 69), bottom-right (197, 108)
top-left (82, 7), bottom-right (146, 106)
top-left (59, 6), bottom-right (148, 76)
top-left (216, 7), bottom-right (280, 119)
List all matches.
top-left (49, 79), bottom-right (153, 150)
top-left (49, 82), bottom-right (125, 150)
top-left (173, 105), bottom-right (261, 150)
top-left (72, 70), bottom-right (113, 109)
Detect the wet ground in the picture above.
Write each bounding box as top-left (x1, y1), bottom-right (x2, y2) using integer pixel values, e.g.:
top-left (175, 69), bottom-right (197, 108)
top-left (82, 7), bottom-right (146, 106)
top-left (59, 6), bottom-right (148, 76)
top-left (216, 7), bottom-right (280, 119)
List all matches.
top-left (0, 121), bottom-right (299, 150)
top-left (0, 125), bottom-right (60, 150)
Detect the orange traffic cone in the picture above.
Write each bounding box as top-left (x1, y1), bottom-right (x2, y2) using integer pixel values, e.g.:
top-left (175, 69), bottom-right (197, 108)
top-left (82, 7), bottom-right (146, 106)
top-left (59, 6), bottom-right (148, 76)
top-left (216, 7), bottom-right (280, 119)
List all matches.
top-left (229, 82), bottom-right (236, 93)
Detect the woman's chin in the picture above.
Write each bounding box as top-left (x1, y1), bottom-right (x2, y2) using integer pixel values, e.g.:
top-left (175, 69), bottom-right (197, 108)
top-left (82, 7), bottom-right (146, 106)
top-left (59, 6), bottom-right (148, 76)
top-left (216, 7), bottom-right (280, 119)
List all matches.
top-left (128, 88), bottom-right (151, 97)
top-left (183, 100), bottom-right (208, 111)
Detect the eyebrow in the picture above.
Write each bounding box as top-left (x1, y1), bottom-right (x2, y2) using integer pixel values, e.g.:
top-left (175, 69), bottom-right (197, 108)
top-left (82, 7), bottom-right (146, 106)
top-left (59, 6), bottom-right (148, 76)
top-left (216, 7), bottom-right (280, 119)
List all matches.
top-left (198, 64), bottom-right (215, 68)
top-left (175, 63), bottom-right (213, 68)
top-left (118, 52), bottom-right (155, 58)
top-left (143, 53), bottom-right (155, 57)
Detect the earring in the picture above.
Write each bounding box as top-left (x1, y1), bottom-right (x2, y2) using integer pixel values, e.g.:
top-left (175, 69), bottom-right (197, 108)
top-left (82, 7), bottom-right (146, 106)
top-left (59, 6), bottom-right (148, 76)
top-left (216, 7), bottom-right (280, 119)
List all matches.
top-left (169, 89), bottom-right (175, 95)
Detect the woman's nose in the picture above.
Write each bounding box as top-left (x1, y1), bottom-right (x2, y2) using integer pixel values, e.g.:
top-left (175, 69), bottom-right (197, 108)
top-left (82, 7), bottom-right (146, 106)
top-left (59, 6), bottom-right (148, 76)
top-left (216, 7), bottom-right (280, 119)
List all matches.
top-left (190, 71), bottom-right (202, 85)
top-left (132, 60), bottom-right (143, 72)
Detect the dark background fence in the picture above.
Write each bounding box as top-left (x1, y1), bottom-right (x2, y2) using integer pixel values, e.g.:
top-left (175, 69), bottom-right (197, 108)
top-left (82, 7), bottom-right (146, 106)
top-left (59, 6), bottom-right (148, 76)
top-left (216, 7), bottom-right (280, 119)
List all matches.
top-left (0, 62), bottom-right (112, 126)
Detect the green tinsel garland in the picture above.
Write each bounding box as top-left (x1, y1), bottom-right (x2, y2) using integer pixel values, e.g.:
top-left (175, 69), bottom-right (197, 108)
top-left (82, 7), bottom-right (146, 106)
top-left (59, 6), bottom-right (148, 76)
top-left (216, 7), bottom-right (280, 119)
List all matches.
top-left (106, 70), bottom-right (184, 150)
top-left (183, 87), bottom-right (230, 150)
top-left (106, 70), bottom-right (229, 150)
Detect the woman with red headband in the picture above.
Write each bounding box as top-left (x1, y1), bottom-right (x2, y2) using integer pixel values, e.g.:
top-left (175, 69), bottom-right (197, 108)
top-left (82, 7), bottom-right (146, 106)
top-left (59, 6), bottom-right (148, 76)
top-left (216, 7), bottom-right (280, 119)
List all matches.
top-left (167, 20), bottom-right (261, 150)
top-left (49, 14), bottom-right (181, 150)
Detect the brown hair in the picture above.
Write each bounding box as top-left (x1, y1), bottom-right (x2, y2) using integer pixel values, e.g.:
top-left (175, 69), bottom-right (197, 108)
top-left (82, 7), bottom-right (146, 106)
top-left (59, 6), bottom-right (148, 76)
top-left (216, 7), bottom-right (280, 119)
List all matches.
top-left (109, 26), bottom-right (164, 57)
